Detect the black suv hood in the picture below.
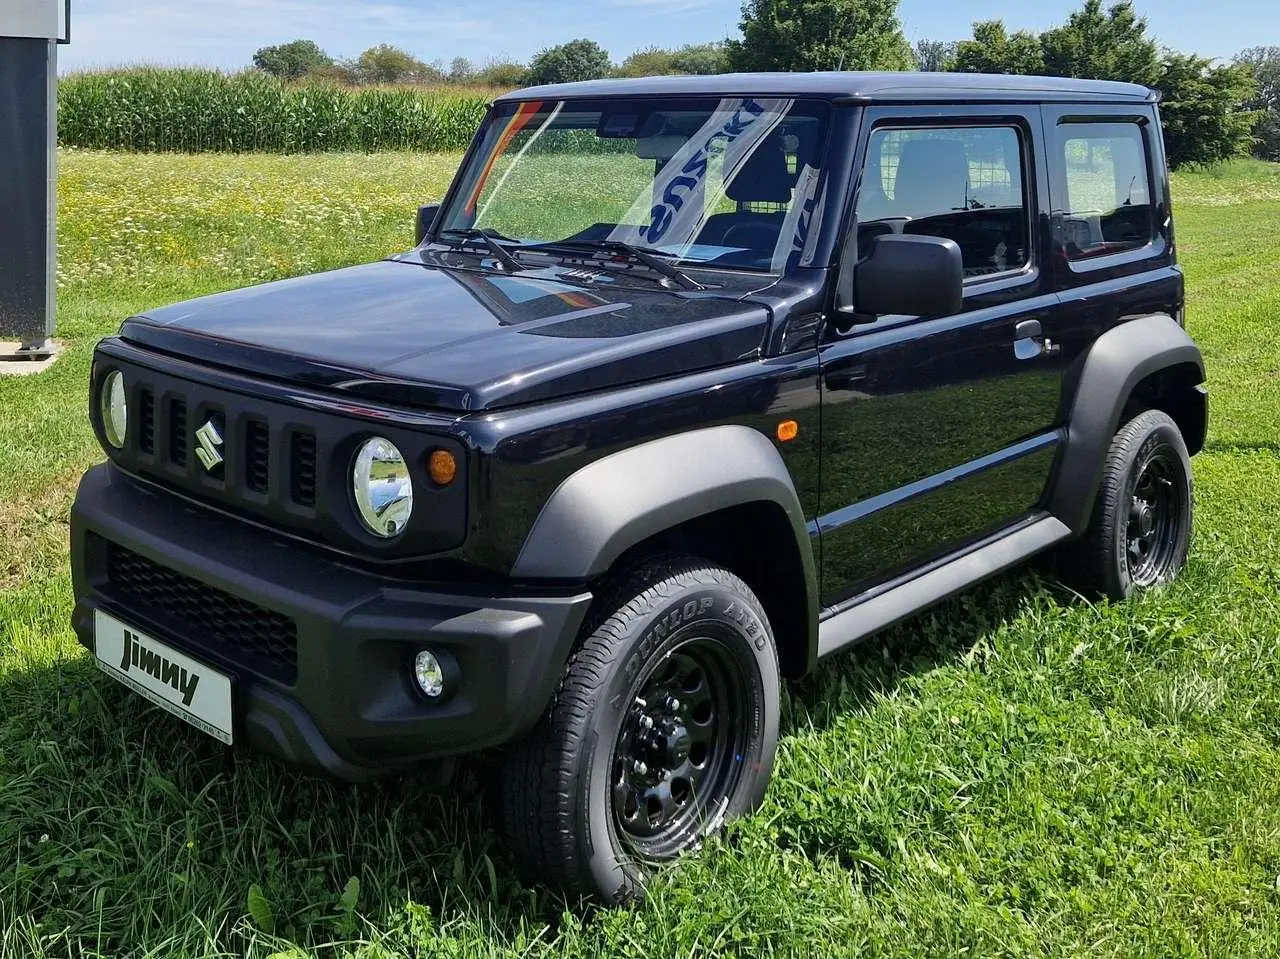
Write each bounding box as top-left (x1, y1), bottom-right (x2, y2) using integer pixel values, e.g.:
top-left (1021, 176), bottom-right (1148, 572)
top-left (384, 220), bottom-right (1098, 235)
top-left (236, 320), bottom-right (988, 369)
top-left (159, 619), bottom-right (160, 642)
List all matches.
top-left (122, 257), bottom-right (770, 411)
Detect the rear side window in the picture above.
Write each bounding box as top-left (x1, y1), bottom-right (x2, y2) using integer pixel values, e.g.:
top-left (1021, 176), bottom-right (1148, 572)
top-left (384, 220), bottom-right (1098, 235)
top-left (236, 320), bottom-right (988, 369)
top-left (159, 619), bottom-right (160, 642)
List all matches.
top-left (856, 126), bottom-right (1029, 278)
top-left (1057, 122), bottom-right (1154, 260)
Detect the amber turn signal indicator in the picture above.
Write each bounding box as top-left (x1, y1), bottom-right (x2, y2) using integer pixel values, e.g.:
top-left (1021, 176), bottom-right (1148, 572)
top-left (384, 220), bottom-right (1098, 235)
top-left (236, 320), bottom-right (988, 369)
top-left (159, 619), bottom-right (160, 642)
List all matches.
top-left (776, 420), bottom-right (799, 442)
top-left (428, 449), bottom-right (458, 486)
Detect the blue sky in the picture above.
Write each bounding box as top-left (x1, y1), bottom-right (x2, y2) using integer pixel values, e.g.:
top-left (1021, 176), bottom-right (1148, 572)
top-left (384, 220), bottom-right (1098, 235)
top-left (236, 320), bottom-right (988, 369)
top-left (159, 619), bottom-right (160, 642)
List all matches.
top-left (58, 0), bottom-right (1276, 73)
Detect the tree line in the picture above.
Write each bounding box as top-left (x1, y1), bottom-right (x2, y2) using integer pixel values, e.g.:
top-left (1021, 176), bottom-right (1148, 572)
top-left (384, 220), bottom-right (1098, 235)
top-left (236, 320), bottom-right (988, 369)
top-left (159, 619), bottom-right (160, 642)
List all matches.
top-left (251, 0), bottom-right (1280, 168)
top-left (251, 38), bottom-right (731, 89)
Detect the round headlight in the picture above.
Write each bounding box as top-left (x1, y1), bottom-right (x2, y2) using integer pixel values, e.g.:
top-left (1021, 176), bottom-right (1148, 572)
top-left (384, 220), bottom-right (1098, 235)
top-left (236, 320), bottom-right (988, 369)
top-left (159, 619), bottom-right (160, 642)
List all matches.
top-left (352, 436), bottom-right (413, 538)
top-left (100, 370), bottom-right (128, 449)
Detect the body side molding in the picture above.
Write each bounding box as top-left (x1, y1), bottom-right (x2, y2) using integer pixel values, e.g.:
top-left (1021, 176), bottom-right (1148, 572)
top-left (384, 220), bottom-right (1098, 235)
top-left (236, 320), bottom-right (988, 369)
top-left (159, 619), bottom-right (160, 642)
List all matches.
top-left (817, 514), bottom-right (1071, 659)
top-left (1048, 314), bottom-right (1204, 535)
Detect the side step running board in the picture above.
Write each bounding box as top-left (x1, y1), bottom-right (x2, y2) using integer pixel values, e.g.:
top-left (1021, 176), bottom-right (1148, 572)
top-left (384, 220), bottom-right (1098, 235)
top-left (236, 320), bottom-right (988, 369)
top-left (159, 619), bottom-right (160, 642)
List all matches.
top-left (817, 515), bottom-right (1072, 659)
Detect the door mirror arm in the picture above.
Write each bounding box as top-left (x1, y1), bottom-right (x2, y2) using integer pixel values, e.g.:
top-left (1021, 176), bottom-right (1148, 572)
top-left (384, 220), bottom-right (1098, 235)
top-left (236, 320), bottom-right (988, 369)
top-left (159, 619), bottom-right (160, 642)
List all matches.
top-left (834, 223), bottom-right (859, 316)
top-left (415, 204), bottom-right (442, 245)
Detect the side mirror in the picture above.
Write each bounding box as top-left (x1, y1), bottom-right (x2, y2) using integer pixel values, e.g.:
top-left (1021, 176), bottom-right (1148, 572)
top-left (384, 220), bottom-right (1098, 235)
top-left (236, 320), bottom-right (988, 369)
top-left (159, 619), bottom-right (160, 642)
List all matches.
top-left (835, 233), bottom-right (964, 320)
top-left (415, 204), bottom-right (441, 245)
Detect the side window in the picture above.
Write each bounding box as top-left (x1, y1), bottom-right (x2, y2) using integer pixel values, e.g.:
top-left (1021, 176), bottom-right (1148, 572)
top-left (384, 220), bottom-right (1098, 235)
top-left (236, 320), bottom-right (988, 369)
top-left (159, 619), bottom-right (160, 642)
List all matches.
top-left (856, 125), bottom-right (1029, 278)
top-left (1056, 122), bottom-right (1153, 260)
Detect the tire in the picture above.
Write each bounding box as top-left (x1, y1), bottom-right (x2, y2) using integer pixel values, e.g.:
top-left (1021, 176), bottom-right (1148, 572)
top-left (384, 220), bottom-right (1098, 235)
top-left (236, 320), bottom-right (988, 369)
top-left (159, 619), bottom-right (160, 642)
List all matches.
top-left (1059, 409), bottom-right (1193, 600)
top-left (501, 555), bottom-right (781, 902)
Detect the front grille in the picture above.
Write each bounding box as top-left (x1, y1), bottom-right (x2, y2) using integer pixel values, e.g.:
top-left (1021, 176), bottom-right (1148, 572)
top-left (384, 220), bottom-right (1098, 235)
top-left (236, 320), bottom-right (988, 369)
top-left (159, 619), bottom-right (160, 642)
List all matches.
top-left (107, 370), bottom-right (333, 540)
top-left (289, 431), bottom-right (317, 507)
top-left (169, 398), bottom-right (188, 467)
top-left (139, 389), bottom-right (156, 454)
top-left (118, 374), bottom-right (325, 524)
top-left (98, 350), bottom-right (468, 556)
top-left (245, 420), bottom-right (270, 494)
top-left (105, 541), bottom-right (298, 684)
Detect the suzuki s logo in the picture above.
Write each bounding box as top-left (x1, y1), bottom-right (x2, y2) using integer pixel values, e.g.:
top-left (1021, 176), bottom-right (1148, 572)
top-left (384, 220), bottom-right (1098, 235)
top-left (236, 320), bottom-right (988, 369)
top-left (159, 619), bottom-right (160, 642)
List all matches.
top-left (195, 419), bottom-right (224, 471)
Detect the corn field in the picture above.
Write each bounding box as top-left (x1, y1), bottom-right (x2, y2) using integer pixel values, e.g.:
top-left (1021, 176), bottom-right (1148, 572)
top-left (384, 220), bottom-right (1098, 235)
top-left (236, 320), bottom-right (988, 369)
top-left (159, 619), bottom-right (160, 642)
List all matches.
top-left (58, 69), bottom-right (493, 153)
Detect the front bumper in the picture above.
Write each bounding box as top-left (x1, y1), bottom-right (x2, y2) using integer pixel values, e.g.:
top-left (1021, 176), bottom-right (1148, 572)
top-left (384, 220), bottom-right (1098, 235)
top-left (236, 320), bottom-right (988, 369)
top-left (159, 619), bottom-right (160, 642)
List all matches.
top-left (70, 463), bottom-right (592, 781)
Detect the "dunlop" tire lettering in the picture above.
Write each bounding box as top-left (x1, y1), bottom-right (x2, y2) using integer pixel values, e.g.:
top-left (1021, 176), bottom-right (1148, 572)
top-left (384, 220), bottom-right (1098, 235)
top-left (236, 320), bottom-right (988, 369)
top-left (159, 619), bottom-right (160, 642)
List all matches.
top-left (623, 597), bottom-right (716, 684)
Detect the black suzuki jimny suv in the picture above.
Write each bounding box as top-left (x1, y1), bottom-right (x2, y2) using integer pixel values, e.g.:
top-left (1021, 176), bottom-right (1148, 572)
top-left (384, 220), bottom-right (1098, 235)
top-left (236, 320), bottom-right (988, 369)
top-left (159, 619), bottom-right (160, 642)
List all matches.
top-left (71, 72), bottom-right (1206, 901)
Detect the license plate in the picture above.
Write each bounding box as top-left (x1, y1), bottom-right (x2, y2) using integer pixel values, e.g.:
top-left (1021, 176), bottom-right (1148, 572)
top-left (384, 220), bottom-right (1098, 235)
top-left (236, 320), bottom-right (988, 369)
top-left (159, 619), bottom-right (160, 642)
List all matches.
top-left (93, 610), bottom-right (234, 744)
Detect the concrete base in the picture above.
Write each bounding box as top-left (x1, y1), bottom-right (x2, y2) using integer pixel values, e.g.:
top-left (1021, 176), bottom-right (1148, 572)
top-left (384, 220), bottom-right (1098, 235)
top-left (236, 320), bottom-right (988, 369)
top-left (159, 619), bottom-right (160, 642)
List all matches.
top-left (0, 339), bottom-right (62, 375)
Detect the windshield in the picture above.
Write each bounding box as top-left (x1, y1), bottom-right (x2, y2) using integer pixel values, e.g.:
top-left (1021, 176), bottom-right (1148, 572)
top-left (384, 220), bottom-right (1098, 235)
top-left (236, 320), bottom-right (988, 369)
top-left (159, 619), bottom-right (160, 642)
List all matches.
top-left (439, 97), bottom-right (831, 273)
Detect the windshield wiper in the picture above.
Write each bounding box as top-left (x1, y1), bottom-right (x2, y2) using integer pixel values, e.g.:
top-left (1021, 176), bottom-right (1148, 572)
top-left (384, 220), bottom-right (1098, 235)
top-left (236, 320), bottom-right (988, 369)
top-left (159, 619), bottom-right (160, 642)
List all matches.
top-left (536, 239), bottom-right (706, 291)
top-left (438, 228), bottom-right (523, 273)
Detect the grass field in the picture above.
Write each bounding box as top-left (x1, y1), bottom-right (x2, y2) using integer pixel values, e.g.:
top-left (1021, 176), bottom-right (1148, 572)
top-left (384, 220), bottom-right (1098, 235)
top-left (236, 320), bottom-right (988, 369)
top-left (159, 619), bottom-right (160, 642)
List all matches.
top-left (2, 151), bottom-right (1280, 957)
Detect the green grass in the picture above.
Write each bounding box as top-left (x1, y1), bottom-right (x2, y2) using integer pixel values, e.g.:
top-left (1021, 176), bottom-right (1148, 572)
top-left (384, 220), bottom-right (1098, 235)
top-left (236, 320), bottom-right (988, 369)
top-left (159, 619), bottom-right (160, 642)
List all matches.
top-left (2, 152), bottom-right (1280, 957)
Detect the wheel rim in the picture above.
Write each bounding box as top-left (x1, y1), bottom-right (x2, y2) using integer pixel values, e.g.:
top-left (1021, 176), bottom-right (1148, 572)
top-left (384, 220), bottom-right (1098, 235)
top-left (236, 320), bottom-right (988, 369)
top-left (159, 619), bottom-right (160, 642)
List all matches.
top-left (609, 630), bottom-right (751, 860)
top-left (1125, 448), bottom-right (1186, 587)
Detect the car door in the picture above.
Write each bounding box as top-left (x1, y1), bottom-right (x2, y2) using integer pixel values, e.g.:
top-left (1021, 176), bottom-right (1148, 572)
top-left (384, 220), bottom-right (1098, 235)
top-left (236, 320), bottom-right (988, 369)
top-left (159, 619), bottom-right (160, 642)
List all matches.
top-left (816, 104), bottom-right (1068, 608)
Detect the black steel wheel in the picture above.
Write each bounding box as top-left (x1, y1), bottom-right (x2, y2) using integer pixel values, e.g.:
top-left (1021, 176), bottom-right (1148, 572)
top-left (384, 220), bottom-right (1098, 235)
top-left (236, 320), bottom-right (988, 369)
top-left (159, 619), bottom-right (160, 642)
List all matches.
top-left (501, 556), bottom-right (780, 902)
top-left (1060, 409), bottom-right (1193, 600)
top-left (610, 631), bottom-right (752, 860)
top-left (1124, 446), bottom-right (1188, 588)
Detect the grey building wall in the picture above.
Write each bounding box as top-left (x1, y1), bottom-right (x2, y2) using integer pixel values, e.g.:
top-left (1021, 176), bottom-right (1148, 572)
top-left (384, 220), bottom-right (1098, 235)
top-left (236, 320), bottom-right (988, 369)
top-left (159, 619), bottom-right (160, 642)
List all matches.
top-left (0, 37), bottom-right (57, 347)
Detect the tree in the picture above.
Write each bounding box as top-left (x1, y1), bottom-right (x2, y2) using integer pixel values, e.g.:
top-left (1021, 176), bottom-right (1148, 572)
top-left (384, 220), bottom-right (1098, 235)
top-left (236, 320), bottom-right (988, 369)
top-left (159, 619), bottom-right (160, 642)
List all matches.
top-left (526, 39), bottom-right (613, 86)
top-left (1157, 53), bottom-right (1259, 167)
top-left (474, 59), bottom-right (528, 88)
top-left (616, 42), bottom-right (729, 78)
top-left (913, 39), bottom-right (956, 72)
top-left (353, 45), bottom-right (443, 85)
top-left (727, 0), bottom-right (914, 73)
top-left (1040, 0), bottom-right (1159, 85)
top-left (951, 3), bottom-right (1158, 82)
top-left (1234, 46), bottom-right (1280, 160)
top-left (252, 39), bottom-right (332, 79)
top-left (617, 47), bottom-right (679, 78)
top-left (307, 62), bottom-right (359, 86)
top-left (946, 2), bottom-right (1258, 169)
top-left (671, 42), bottom-right (730, 75)
top-left (952, 21), bottom-right (1045, 75)
top-left (448, 57), bottom-right (475, 84)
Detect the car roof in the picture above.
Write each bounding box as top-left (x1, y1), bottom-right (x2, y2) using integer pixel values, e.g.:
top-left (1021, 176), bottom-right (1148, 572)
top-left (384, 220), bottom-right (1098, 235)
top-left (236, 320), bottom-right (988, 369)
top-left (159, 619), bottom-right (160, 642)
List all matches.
top-left (497, 71), bottom-right (1157, 105)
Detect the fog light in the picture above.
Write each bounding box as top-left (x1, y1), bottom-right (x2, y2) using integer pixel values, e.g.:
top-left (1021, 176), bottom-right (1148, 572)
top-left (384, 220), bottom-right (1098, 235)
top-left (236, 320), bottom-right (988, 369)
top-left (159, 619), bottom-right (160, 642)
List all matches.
top-left (413, 649), bottom-right (445, 698)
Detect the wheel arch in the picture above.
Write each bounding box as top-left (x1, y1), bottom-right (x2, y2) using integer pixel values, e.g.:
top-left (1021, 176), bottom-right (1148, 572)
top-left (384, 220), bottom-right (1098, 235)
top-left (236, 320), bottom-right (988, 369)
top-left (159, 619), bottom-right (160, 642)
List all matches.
top-left (511, 425), bottom-right (820, 678)
top-left (1049, 314), bottom-right (1205, 535)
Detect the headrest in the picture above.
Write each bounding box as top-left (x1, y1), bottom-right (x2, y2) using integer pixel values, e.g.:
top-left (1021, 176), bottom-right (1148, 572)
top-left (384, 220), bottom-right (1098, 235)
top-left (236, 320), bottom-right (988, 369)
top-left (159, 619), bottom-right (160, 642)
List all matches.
top-left (892, 138), bottom-right (971, 218)
top-left (725, 134), bottom-right (795, 203)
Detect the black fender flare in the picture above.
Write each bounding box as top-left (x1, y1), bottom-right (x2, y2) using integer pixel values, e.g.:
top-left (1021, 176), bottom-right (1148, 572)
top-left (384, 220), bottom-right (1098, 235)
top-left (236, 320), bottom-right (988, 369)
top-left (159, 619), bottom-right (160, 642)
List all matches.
top-left (511, 425), bottom-right (820, 662)
top-left (1048, 314), bottom-right (1205, 535)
